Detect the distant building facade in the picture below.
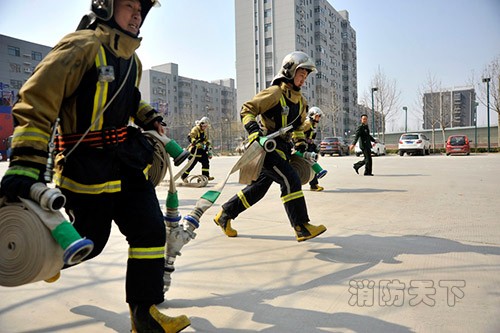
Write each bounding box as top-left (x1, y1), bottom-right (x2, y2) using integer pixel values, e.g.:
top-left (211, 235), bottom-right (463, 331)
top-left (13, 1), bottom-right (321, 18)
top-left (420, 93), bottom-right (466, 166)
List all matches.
top-left (0, 34), bottom-right (52, 158)
top-left (423, 87), bottom-right (477, 129)
top-left (140, 63), bottom-right (238, 146)
top-left (0, 34), bottom-right (52, 105)
top-left (235, 0), bottom-right (359, 138)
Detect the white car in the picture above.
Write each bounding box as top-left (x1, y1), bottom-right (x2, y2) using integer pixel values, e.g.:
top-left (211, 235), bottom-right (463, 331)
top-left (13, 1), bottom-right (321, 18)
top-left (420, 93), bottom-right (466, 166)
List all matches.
top-left (398, 133), bottom-right (431, 156)
top-left (355, 138), bottom-right (386, 156)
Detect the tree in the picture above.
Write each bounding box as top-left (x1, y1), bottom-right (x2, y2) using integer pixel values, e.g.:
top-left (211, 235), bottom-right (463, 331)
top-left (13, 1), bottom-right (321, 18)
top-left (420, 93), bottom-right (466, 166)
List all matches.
top-left (319, 88), bottom-right (342, 137)
top-left (474, 55), bottom-right (500, 147)
top-left (363, 67), bottom-right (400, 142)
top-left (418, 73), bottom-right (444, 151)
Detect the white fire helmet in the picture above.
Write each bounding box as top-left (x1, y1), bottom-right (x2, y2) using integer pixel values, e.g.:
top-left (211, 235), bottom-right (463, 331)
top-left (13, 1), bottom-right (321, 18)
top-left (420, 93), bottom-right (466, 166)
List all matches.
top-left (197, 117), bottom-right (210, 126)
top-left (271, 51), bottom-right (317, 85)
top-left (308, 106), bottom-right (323, 118)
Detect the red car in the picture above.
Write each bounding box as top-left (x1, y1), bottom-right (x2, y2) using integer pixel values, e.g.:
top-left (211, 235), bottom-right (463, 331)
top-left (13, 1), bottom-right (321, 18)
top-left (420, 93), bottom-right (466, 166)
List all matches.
top-left (446, 135), bottom-right (470, 155)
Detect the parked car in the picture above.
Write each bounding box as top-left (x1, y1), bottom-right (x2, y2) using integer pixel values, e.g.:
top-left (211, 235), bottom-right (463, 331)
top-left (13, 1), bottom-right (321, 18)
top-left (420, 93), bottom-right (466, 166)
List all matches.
top-left (446, 135), bottom-right (470, 156)
top-left (355, 137), bottom-right (386, 156)
top-left (319, 137), bottom-right (350, 156)
top-left (398, 133), bottom-right (431, 156)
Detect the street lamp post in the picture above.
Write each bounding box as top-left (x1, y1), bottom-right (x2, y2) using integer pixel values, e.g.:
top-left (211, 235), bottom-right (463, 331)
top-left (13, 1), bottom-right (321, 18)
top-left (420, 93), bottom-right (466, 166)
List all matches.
top-left (482, 77), bottom-right (491, 152)
top-left (402, 106), bottom-right (408, 133)
top-left (474, 106), bottom-right (478, 153)
top-left (371, 87), bottom-right (378, 134)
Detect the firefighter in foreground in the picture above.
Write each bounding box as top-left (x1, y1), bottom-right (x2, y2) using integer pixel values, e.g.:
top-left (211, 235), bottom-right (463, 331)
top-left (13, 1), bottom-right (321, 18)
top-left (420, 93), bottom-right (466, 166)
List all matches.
top-left (303, 106), bottom-right (324, 191)
top-left (181, 117), bottom-right (214, 182)
top-left (214, 51), bottom-right (327, 242)
top-left (0, 1), bottom-right (190, 332)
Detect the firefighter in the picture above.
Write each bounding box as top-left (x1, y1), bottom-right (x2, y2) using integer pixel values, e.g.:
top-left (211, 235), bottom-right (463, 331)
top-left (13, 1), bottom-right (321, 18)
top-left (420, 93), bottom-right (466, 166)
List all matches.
top-left (0, 1), bottom-right (190, 332)
top-left (303, 106), bottom-right (324, 191)
top-left (182, 117), bottom-right (214, 181)
top-left (214, 51), bottom-right (327, 242)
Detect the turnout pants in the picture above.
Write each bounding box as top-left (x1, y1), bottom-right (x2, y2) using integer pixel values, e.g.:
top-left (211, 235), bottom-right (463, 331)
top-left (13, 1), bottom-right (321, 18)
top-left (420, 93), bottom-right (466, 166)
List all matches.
top-left (183, 147), bottom-right (210, 178)
top-left (222, 147), bottom-right (310, 227)
top-left (62, 164), bottom-right (166, 305)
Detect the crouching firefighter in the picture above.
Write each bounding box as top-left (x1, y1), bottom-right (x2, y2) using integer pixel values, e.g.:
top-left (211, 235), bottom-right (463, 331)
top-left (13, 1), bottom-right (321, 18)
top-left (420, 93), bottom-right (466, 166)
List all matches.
top-left (0, 1), bottom-right (190, 332)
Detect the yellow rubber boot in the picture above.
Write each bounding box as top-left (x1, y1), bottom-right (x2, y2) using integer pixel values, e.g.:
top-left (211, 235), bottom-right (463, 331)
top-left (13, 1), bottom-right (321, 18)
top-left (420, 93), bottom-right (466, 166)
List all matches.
top-left (295, 222), bottom-right (327, 242)
top-left (214, 209), bottom-right (237, 237)
top-left (130, 304), bottom-right (190, 333)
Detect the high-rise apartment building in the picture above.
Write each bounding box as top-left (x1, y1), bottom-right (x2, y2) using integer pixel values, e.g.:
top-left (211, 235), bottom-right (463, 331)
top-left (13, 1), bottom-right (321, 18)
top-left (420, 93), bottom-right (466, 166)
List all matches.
top-left (423, 87), bottom-right (477, 129)
top-left (235, 0), bottom-right (358, 137)
top-left (140, 63), bottom-right (238, 146)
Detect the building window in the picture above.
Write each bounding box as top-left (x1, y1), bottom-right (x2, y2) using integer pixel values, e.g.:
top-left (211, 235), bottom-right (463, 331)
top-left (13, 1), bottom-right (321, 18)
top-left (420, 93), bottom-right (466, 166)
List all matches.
top-left (265, 37), bottom-right (272, 46)
top-left (10, 63), bottom-right (21, 73)
top-left (10, 79), bottom-right (23, 89)
top-left (31, 51), bottom-right (42, 61)
top-left (8, 46), bottom-right (20, 57)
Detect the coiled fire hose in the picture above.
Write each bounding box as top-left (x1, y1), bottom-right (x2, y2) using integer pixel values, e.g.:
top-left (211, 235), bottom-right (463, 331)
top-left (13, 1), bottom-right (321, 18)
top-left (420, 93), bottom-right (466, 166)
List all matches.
top-left (290, 151), bottom-right (328, 185)
top-left (0, 184), bottom-right (94, 287)
top-left (0, 198), bottom-right (64, 286)
top-left (143, 131), bottom-right (207, 188)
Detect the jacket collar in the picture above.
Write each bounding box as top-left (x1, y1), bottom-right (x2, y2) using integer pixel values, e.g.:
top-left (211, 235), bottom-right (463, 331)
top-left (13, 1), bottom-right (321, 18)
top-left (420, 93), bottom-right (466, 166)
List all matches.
top-left (279, 82), bottom-right (303, 103)
top-left (96, 24), bottom-right (141, 59)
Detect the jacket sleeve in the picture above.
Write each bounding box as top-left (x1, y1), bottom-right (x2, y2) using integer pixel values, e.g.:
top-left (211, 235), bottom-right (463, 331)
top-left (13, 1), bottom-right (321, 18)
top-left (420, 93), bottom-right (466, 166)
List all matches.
top-left (352, 125), bottom-right (361, 146)
top-left (10, 31), bottom-right (98, 171)
top-left (188, 126), bottom-right (200, 144)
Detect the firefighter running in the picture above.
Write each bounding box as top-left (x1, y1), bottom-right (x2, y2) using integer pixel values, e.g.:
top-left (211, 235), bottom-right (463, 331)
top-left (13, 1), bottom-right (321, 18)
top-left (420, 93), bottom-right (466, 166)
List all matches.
top-left (214, 51), bottom-right (327, 242)
top-left (181, 117), bottom-right (214, 182)
top-left (303, 106), bottom-right (324, 191)
top-left (0, 1), bottom-right (190, 332)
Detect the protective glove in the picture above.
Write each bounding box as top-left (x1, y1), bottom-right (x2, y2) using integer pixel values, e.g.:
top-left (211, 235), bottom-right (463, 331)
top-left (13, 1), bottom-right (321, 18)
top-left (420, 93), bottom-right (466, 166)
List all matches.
top-left (0, 173), bottom-right (38, 201)
top-left (294, 141), bottom-right (308, 153)
top-left (244, 120), bottom-right (263, 145)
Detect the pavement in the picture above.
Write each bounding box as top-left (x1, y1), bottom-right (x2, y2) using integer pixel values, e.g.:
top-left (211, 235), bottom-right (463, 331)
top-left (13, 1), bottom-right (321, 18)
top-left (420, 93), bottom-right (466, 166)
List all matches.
top-left (1, 153), bottom-right (500, 333)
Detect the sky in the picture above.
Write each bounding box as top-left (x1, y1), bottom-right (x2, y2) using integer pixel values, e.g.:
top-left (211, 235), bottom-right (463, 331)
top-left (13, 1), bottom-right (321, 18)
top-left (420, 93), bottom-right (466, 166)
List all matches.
top-left (1, 0), bottom-right (499, 131)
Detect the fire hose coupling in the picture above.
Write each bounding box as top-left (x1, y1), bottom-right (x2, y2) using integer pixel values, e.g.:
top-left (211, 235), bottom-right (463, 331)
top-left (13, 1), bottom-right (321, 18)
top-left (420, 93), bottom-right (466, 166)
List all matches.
top-left (302, 151), bottom-right (319, 162)
top-left (294, 151), bottom-right (328, 179)
top-left (182, 215), bottom-right (199, 232)
top-left (258, 136), bottom-right (277, 153)
top-left (144, 130), bottom-right (190, 166)
top-left (30, 182), bottom-right (66, 212)
top-left (164, 139), bottom-right (190, 166)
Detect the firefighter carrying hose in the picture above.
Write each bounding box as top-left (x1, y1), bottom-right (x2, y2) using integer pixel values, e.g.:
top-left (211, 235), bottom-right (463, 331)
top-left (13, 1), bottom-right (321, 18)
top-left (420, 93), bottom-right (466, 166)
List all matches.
top-left (303, 106), bottom-right (324, 191)
top-left (181, 117), bottom-right (214, 182)
top-left (214, 51), bottom-right (327, 242)
top-left (0, 1), bottom-right (190, 332)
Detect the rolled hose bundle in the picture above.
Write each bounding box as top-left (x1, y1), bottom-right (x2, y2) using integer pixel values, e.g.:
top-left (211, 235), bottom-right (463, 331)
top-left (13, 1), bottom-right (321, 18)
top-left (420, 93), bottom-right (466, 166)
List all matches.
top-left (0, 201), bottom-right (64, 287)
top-left (143, 131), bottom-right (191, 187)
top-left (289, 154), bottom-right (315, 185)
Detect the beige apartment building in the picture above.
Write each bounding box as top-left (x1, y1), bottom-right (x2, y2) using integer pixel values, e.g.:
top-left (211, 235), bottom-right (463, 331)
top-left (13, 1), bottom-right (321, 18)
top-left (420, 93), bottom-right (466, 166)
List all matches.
top-left (235, 0), bottom-right (359, 138)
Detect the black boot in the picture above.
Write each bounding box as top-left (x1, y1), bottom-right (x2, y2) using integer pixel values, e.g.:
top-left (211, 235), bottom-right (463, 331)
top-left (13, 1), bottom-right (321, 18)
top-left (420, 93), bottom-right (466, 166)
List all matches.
top-left (129, 304), bottom-right (190, 333)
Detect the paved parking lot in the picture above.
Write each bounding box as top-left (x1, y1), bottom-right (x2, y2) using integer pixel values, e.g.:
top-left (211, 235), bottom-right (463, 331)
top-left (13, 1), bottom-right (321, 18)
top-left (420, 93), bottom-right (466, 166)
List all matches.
top-left (1, 153), bottom-right (500, 332)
